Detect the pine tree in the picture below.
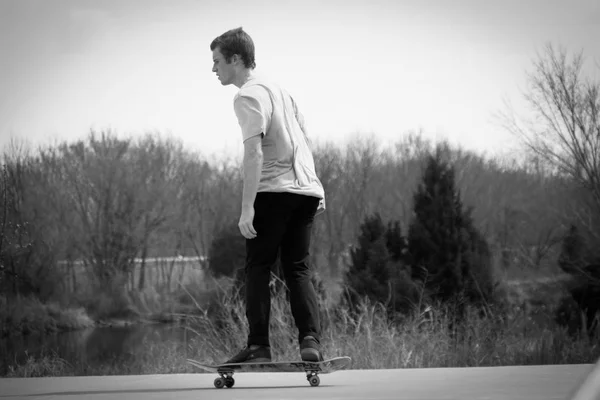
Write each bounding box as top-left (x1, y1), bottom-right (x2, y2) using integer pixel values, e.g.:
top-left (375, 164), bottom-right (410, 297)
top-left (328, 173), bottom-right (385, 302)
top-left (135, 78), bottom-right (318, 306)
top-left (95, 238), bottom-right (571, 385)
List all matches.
top-left (407, 149), bottom-right (494, 309)
top-left (386, 220), bottom-right (405, 262)
top-left (346, 213), bottom-right (388, 305)
top-left (345, 213), bottom-right (418, 315)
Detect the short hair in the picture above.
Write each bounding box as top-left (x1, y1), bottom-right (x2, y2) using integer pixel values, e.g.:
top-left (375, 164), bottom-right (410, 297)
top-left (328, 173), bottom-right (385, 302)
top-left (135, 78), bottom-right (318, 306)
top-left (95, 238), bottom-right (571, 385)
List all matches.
top-left (210, 27), bottom-right (256, 69)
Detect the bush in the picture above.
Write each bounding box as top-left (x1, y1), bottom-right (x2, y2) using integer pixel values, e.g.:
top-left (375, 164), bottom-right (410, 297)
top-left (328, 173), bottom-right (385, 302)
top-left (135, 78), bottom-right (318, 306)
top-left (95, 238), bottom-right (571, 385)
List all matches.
top-left (556, 224), bottom-right (600, 335)
top-left (0, 295), bottom-right (94, 337)
top-left (555, 280), bottom-right (600, 336)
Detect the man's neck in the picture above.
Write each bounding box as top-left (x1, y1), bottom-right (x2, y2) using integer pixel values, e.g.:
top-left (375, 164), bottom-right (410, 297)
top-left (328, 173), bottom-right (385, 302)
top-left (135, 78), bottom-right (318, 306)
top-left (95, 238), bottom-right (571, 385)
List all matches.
top-left (234, 69), bottom-right (255, 88)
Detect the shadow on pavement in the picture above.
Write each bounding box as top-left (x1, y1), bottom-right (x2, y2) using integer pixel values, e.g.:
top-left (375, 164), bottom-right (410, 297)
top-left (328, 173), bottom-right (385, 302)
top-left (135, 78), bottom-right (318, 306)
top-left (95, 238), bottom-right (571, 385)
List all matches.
top-left (4, 385), bottom-right (329, 397)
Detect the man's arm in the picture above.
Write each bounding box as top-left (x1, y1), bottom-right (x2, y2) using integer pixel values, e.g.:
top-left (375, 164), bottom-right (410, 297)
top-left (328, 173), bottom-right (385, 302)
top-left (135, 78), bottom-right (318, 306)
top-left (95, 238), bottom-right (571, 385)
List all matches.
top-left (238, 135), bottom-right (263, 239)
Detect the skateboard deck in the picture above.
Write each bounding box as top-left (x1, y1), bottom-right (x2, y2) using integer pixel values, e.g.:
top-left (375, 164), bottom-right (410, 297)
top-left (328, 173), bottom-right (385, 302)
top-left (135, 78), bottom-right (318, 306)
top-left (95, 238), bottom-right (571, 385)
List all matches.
top-left (187, 356), bottom-right (351, 388)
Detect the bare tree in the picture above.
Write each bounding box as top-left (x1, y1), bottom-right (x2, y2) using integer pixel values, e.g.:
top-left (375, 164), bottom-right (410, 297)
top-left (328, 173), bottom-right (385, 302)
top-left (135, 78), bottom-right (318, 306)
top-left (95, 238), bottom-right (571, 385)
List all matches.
top-left (312, 143), bottom-right (347, 277)
top-left (0, 142), bottom-right (70, 299)
top-left (130, 135), bottom-right (185, 290)
top-left (499, 44), bottom-right (600, 224)
top-left (55, 131), bottom-right (180, 291)
top-left (177, 153), bottom-right (241, 270)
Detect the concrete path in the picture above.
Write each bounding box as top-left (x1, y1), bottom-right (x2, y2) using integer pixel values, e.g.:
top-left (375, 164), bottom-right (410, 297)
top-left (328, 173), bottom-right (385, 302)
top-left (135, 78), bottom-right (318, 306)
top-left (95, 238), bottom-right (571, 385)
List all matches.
top-left (1, 364), bottom-right (597, 400)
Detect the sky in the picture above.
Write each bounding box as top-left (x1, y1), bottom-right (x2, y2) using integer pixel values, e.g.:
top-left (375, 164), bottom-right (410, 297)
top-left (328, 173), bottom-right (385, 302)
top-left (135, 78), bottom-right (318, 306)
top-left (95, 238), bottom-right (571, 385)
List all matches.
top-left (0, 0), bottom-right (599, 159)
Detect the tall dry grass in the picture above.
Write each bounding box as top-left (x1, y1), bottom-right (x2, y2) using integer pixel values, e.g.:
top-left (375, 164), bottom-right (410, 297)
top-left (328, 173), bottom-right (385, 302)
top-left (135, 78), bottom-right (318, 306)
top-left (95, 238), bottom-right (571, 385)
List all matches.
top-left (4, 275), bottom-right (599, 377)
top-left (185, 281), bottom-right (599, 369)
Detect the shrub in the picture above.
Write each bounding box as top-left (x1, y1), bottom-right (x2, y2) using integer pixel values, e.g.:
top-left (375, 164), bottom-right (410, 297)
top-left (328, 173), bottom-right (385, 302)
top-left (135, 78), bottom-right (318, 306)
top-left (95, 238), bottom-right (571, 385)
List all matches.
top-left (0, 295), bottom-right (94, 337)
top-left (556, 224), bottom-right (600, 335)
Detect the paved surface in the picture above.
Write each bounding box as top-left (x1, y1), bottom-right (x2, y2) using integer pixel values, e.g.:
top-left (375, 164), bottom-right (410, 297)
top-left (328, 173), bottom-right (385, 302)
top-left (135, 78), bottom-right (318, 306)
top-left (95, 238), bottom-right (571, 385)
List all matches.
top-left (0, 364), bottom-right (597, 400)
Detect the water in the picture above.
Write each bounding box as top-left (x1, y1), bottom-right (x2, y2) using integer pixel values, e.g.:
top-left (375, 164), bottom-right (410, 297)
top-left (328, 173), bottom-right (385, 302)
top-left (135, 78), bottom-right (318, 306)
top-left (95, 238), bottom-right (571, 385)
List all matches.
top-left (1, 323), bottom-right (192, 375)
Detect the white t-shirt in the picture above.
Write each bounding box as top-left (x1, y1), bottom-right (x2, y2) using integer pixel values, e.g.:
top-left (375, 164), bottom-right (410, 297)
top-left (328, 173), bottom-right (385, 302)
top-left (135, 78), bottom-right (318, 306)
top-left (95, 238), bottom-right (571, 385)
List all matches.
top-left (233, 77), bottom-right (325, 203)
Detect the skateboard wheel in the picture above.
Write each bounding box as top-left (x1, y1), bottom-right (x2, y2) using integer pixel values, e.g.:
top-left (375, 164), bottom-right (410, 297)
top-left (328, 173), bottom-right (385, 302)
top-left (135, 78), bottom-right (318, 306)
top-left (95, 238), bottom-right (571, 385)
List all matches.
top-left (225, 377), bottom-right (235, 388)
top-left (214, 377), bottom-right (225, 389)
top-left (308, 375), bottom-right (320, 387)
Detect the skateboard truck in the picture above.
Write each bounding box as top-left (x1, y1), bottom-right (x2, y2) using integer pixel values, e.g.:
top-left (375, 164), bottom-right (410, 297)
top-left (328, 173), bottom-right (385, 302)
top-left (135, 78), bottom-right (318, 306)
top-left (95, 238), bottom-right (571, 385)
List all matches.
top-left (305, 370), bottom-right (320, 387)
top-left (214, 368), bottom-right (235, 388)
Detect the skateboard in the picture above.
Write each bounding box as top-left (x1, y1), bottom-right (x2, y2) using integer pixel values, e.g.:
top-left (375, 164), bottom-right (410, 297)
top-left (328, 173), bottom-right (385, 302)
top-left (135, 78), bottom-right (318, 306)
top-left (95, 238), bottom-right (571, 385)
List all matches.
top-left (187, 356), bottom-right (351, 388)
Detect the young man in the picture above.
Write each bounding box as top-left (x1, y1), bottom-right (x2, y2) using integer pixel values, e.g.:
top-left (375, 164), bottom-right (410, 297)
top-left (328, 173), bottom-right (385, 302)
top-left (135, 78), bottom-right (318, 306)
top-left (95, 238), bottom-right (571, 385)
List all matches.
top-left (210, 27), bottom-right (326, 363)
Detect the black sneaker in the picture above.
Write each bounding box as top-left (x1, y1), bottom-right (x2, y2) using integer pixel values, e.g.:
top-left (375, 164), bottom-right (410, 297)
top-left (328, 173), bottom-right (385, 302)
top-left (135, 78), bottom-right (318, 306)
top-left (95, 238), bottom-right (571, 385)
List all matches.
top-left (224, 345), bottom-right (271, 364)
top-left (300, 336), bottom-right (324, 362)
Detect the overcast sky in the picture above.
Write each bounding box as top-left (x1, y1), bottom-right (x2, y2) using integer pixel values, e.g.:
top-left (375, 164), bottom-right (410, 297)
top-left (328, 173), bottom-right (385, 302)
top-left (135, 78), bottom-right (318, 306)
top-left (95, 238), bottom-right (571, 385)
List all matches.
top-left (1, 0), bottom-right (599, 159)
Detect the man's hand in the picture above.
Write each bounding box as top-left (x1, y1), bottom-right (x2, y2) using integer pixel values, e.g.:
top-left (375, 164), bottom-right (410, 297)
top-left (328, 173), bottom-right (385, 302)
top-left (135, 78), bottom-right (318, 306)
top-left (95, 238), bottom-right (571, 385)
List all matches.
top-left (316, 198), bottom-right (326, 215)
top-left (239, 206), bottom-right (257, 239)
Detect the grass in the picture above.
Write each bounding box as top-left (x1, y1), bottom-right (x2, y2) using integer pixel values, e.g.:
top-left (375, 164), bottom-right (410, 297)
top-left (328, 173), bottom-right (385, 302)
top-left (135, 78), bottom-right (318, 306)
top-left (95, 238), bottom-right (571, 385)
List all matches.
top-left (185, 283), bottom-right (598, 369)
top-left (5, 350), bottom-right (74, 378)
top-left (4, 276), bottom-right (599, 377)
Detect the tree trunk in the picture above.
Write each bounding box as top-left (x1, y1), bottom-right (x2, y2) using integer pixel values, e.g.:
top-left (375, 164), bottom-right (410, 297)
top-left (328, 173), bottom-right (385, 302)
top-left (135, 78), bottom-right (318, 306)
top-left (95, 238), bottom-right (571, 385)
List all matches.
top-left (71, 263), bottom-right (77, 294)
top-left (168, 258), bottom-right (177, 290)
top-left (11, 259), bottom-right (17, 296)
top-left (138, 247), bottom-right (147, 291)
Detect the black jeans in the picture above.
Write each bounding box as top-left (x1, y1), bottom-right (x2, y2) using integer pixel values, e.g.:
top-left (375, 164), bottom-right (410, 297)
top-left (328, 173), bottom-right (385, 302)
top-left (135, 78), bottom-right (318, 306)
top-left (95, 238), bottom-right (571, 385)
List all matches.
top-left (245, 192), bottom-right (321, 347)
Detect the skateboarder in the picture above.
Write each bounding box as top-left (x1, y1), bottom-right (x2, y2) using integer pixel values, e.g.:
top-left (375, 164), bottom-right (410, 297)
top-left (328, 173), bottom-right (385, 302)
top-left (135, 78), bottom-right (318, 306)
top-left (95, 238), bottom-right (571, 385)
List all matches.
top-left (210, 27), bottom-right (326, 363)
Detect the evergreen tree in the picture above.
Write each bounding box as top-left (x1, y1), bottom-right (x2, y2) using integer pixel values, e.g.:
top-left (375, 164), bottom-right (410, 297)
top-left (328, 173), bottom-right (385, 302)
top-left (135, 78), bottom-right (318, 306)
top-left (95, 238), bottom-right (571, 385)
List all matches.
top-left (345, 213), bottom-right (418, 315)
top-left (386, 220), bottom-right (405, 262)
top-left (346, 213), bottom-right (388, 304)
top-left (347, 235), bottom-right (392, 305)
top-left (407, 149), bottom-right (494, 309)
